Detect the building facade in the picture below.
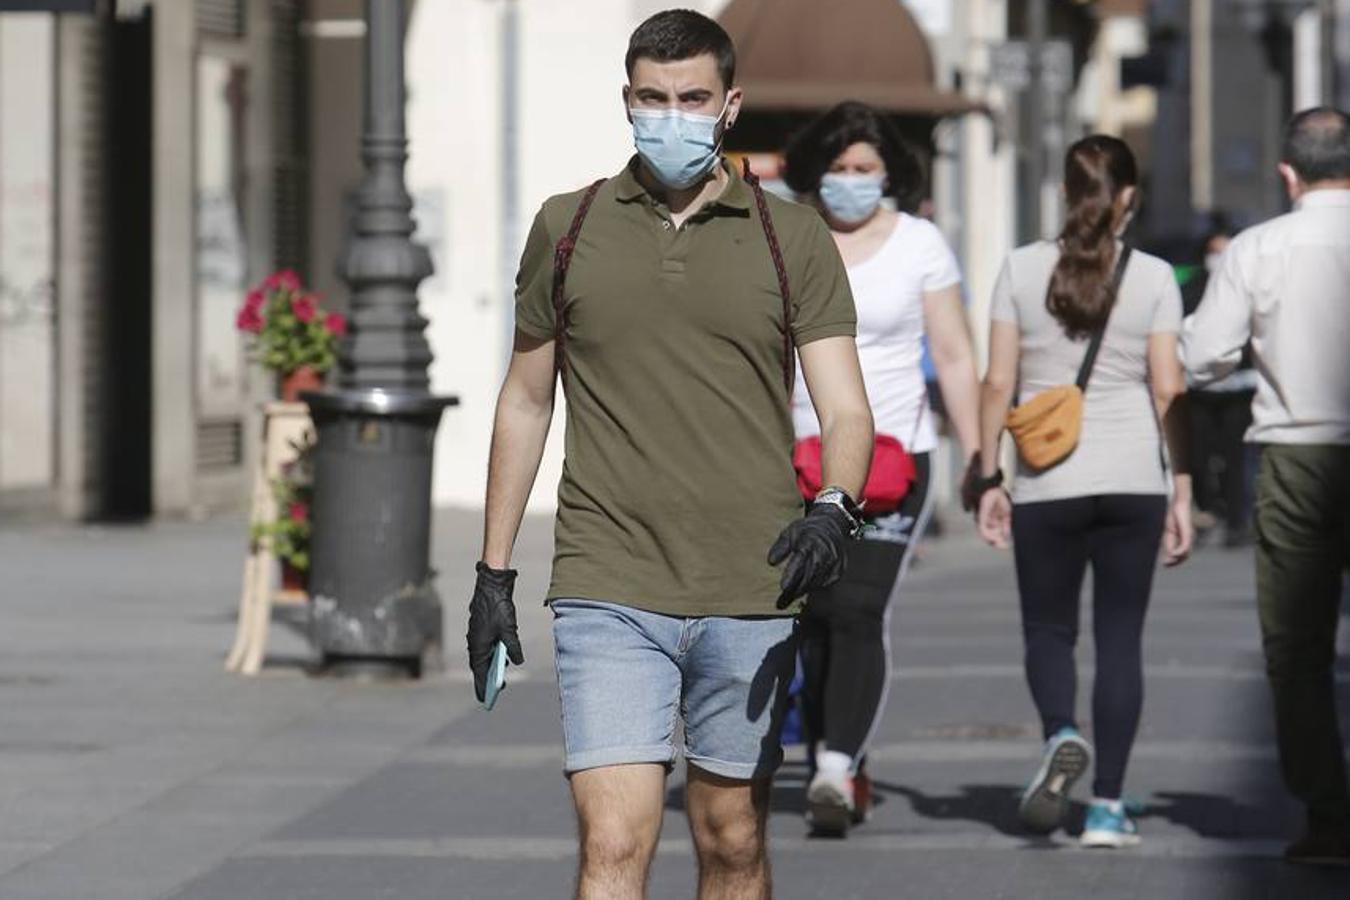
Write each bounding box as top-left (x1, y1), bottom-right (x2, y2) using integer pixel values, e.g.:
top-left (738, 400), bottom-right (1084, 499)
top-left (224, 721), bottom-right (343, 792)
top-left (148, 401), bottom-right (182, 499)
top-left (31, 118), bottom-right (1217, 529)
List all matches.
top-left (3, 0), bottom-right (1340, 520)
top-left (0, 0), bottom-right (306, 520)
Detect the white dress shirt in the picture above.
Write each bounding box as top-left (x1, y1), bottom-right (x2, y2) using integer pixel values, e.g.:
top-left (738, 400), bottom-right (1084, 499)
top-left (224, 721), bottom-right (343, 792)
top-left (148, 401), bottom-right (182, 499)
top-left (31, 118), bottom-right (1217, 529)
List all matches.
top-left (1182, 189), bottom-right (1350, 445)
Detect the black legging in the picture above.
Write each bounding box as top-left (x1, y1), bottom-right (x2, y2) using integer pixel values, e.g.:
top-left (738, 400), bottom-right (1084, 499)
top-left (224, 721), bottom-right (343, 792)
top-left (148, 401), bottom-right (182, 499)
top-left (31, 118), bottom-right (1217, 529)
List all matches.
top-left (1011, 494), bottom-right (1168, 800)
top-left (799, 454), bottom-right (932, 763)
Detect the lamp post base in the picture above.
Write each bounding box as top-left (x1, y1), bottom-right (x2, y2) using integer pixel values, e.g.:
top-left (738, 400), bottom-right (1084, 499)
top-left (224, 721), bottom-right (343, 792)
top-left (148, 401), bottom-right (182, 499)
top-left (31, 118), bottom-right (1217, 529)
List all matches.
top-left (303, 389), bottom-right (458, 679)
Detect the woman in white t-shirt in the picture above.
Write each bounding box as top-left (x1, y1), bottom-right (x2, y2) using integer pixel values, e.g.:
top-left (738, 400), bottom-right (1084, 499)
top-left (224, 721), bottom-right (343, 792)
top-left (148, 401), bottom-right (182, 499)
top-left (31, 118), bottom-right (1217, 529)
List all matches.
top-left (782, 101), bottom-right (981, 836)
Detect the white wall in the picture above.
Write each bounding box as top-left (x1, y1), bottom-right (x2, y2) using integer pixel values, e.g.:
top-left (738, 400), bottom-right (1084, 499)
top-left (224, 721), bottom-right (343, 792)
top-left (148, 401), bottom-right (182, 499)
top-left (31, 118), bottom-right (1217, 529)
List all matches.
top-left (412, 0), bottom-right (723, 511)
top-left (0, 15), bottom-right (56, 490)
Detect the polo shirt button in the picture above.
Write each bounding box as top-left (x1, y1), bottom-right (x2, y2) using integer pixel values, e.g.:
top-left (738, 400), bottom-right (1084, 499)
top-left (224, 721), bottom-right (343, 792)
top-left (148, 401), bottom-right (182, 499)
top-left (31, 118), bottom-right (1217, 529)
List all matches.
top-left (662, 220), bottom-right (672, 230)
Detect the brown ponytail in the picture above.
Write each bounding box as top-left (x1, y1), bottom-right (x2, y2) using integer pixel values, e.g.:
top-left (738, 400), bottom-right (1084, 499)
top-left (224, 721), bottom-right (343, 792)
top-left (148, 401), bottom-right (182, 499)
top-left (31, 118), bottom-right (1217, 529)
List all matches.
top-left (1046, 135), bottom-right (1138, 339)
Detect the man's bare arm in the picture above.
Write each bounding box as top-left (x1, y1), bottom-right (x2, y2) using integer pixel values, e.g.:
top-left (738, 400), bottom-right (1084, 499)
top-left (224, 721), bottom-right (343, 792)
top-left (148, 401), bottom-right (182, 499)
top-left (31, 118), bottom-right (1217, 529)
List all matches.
top-left (481, 331), bottom-right (557, 568)
top-left (798, 335), bottom-right (874, 499)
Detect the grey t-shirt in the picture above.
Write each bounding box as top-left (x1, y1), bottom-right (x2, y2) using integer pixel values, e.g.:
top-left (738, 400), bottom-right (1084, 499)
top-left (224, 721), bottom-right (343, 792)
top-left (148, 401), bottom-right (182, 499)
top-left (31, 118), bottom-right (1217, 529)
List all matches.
top-left (991, 241), bottom-right (1183, 504)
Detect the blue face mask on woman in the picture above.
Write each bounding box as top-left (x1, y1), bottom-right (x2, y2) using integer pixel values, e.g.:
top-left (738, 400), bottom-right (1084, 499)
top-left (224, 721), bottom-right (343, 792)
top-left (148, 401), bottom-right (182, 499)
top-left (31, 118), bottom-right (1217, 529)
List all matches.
top-left (630, 98), bottom-right (729, 190)
top-left (819, 172), bottom-right (885, 225)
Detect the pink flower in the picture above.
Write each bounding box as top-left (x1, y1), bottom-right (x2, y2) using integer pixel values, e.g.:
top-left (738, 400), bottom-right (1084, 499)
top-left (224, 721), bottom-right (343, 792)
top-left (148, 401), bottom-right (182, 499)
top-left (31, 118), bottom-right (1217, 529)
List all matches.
top-left (236, 304), bottom-right (264, 334)
top-left (288, 501), bottom-right (309, 523)
top-left (262, 269), bottom-right (302, 292)
top-left (291, 293), bottom-right (318, 323)
top-left (324, 311), bottom-right (347, 337)
top-left (244, 289), bottom-right (265, 312)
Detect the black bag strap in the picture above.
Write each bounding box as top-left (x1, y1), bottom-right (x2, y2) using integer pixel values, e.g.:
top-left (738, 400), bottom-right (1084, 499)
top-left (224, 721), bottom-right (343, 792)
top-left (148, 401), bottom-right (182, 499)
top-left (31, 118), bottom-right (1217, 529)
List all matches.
top-left (551, 178), bottom-right (607, 390)
top-left (742, 159), bottom-right (795, 392)
top-left (1073, 245), bottom-right (1133, 393)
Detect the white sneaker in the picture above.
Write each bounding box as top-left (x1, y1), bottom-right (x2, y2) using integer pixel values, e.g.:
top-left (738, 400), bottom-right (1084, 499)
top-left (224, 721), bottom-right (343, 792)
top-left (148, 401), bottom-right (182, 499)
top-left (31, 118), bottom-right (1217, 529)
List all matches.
top-left (806, 768), bottom-right (854, 837)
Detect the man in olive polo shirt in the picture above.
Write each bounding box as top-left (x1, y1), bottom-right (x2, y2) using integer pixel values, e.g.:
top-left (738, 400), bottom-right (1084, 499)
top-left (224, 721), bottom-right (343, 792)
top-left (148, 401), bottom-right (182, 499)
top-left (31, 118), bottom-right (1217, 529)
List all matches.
top-left (466, 10), bottom-right (873, 898)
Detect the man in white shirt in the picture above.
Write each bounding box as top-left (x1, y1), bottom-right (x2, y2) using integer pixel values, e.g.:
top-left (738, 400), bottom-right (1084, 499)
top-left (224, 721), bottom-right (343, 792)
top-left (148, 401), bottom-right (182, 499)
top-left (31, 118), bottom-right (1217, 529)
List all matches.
top-left (1183, 107), bottom-right (1350, 867)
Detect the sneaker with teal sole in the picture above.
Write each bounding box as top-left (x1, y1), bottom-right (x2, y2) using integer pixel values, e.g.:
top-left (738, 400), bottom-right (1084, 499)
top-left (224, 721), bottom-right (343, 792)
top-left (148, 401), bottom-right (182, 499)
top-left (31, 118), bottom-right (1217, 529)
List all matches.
top-left (1018, 726), bottom-right (1093, 834)
top-left (1081, 798), bottom-right (1141, 848)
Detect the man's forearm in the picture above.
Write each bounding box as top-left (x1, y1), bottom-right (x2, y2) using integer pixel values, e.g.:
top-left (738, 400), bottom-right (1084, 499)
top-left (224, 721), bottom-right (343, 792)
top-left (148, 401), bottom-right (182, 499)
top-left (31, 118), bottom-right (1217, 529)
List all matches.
top-left (482, 386), bottom-right (554, 568)
top-left (820, 408), bottom-right (874, 500)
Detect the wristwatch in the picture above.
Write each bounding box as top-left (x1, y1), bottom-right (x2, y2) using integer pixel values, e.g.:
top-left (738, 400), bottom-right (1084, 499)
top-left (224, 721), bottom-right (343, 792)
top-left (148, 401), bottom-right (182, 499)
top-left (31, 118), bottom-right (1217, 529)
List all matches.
top-left (971, 468), bottom-right (1005, 499)
top-left (813, 486), bottom-right (866, 537)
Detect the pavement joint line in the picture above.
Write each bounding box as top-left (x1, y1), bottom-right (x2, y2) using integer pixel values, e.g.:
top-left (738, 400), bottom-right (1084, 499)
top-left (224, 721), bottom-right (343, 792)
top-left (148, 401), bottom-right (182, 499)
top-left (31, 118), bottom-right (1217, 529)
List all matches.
top-left (401, 739), bottom-right (1309, 767)
top-left (240, 833), bottom-right (1290, 862)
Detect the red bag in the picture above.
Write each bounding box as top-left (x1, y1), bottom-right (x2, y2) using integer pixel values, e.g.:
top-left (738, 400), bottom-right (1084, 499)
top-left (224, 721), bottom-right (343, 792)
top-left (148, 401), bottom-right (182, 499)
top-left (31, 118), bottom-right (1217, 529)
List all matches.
top-left (792, 434), bottom-right (917, 515)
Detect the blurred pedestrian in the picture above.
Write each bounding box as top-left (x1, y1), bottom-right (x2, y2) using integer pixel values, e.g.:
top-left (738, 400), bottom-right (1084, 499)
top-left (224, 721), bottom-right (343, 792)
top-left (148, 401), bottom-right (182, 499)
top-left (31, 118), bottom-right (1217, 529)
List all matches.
top-left (972, 135), bottom-right (1193, 848)
top-left (780, 101), bottom-right (981, 836)
top-left (1182, 106), bottom-right (1350, 867)
top-left (1184, 225), bottom-right (1257, 546)
top-left (466, 10), bottom-right (874, 898)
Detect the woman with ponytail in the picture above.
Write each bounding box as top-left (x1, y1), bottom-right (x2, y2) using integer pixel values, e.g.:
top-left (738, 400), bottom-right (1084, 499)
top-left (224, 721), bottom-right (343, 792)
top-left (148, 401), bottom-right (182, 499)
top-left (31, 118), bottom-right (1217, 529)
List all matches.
top-left (970, 136), bottom-right (1193, 847)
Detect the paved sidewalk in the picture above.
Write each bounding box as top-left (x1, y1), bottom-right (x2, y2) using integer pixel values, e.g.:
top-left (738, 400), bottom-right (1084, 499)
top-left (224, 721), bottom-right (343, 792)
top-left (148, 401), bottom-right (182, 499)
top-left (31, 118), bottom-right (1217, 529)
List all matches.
top-left (0, 509), bottom-right (1347, 899)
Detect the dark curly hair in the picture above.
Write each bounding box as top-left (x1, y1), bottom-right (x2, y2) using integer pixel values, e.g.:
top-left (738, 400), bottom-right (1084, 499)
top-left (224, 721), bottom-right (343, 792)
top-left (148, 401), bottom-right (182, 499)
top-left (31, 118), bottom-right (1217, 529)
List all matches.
top-left (782, 101), bottom-right (924, 211)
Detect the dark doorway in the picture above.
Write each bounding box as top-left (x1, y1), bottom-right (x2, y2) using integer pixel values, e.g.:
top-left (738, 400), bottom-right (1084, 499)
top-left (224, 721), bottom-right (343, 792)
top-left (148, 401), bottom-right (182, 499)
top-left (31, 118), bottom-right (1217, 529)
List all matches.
top-left (100, 9), bottom-right (152, 518)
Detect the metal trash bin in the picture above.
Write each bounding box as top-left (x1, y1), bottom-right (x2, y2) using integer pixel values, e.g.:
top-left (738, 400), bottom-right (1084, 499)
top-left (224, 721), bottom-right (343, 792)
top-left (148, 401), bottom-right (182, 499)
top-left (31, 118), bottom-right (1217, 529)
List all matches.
top-left (304, 389), bottom-right (457, 676)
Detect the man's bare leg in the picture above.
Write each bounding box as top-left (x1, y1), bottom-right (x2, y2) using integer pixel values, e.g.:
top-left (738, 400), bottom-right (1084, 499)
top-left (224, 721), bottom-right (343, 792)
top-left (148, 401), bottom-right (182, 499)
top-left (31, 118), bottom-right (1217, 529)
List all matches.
top-left (569, 763), bottom-right (667, 900)
top-left (686, 764), bottom-right (772, 900)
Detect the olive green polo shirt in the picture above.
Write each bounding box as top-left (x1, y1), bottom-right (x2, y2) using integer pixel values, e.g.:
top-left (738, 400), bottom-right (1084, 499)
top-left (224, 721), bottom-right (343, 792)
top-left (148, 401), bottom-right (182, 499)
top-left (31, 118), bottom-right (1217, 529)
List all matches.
top-left (514, 157), bottom-right (856, 617)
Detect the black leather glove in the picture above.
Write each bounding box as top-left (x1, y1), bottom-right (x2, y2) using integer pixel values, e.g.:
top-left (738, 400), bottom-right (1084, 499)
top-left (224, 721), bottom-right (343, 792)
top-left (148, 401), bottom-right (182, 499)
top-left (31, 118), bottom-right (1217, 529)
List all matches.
top-left (767, 503), bottom-right (854, 604)
top-left (466, 561), bottom-right (525, 702)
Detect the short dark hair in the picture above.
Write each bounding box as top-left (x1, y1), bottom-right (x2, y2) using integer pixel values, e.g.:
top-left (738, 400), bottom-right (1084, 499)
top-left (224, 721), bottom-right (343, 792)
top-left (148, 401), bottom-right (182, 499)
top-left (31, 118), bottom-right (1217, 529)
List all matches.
top-left (781, 101), bottom-right (925, 211)
top-left (625, 9), bottom-right (736, 91)
top-left (1282, 106), bottom-right (1350, 183)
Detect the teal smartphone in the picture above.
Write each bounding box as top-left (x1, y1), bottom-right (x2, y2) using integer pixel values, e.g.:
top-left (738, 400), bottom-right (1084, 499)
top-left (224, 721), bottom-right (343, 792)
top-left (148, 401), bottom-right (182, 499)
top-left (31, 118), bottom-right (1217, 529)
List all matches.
top-left (482, 640), bottom-right (508, 711)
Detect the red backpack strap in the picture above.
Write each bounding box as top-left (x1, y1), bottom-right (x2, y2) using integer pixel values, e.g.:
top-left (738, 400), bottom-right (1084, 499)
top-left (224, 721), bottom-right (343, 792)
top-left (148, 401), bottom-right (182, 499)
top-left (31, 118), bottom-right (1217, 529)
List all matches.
top-left (741, 158), bottom-right (795, 392)
top-left (551, 178), bottom-right (606, 389)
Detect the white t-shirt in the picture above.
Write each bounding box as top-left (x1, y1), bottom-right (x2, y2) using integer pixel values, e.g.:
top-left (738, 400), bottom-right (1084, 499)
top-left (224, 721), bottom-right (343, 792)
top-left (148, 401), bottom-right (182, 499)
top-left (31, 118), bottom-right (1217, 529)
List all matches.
top-left (792, 213), bottom-right (961, 454)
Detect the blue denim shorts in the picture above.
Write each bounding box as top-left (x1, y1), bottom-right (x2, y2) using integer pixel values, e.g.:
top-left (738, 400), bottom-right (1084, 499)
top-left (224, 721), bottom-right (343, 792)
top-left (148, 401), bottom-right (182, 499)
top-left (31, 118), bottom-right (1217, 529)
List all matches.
top-left (551, 599), bottom-right (798, 780)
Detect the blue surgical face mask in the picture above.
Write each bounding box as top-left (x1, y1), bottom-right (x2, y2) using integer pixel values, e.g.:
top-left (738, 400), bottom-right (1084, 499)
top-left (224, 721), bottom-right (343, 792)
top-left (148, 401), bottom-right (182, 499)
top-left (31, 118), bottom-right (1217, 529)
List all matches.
top-left (630, 98), bottom-right (729, 190)
top-left (819, 172), bottom-right (885, 225)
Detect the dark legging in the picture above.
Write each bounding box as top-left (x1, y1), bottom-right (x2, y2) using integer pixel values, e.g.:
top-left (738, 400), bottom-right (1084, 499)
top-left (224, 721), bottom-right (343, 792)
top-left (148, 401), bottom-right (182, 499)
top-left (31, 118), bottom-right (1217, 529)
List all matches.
top-left (1012, 494), bottom-right (1168, 800)
top-left (799, 454), bottom-right (932, 763)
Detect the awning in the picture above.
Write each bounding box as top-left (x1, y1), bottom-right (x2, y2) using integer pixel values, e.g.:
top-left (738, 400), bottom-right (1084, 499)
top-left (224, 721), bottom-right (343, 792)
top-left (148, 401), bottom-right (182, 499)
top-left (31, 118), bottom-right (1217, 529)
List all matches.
top-left (718, 0), bottom-right (985, 116)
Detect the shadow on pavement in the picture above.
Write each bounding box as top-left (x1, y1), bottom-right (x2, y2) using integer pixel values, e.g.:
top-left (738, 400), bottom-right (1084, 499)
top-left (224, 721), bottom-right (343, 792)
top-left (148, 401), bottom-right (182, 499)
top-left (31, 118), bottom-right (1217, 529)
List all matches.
top-left (1140, 791), bottom-right (1283, 839)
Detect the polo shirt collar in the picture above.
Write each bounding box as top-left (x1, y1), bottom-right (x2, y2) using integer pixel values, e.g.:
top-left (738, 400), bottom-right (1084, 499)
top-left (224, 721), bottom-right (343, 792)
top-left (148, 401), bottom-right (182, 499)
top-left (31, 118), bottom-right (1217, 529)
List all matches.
top-left (1296, 187), bottom-right (1350, 209)
top-left (613, 156), bottom-right (753, 212)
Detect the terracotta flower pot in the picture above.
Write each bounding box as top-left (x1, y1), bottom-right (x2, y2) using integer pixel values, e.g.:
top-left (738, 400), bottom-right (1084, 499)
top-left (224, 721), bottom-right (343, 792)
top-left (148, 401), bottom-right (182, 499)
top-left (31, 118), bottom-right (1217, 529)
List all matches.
top-left (281, 561), bottom-right (308, 593)
top-left (280, 365), bottom-right (324, 402)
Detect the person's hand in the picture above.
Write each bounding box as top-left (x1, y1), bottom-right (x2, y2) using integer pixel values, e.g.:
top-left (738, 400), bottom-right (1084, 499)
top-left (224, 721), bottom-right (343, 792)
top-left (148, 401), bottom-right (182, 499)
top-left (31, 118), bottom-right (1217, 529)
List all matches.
top-left (767, 503), bottom-right (852, 604)
top-left (466, 561), bottom-right (525, 702)
top-left (1162, 495), bottom-right (1194, 567)
top-left (978, 488), bottom-right (1012, 550)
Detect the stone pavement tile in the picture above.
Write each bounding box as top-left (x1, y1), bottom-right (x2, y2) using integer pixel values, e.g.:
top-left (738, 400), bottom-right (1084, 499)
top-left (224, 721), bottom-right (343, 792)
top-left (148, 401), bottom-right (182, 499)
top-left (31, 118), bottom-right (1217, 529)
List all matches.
top-left (270, 760), bottom-right (577, 841)
top-left (168, 856), bottom-right (693, 900)
top-left (426, 681), bottom-right (560, 747)
top-left (166, 843), bottom-right (1350, 900)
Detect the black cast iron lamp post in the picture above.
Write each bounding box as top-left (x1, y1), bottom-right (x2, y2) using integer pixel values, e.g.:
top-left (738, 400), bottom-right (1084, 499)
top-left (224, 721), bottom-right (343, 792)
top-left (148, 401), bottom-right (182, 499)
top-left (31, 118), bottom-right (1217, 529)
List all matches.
top-left (304, 0), bottom-right (457, 677)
